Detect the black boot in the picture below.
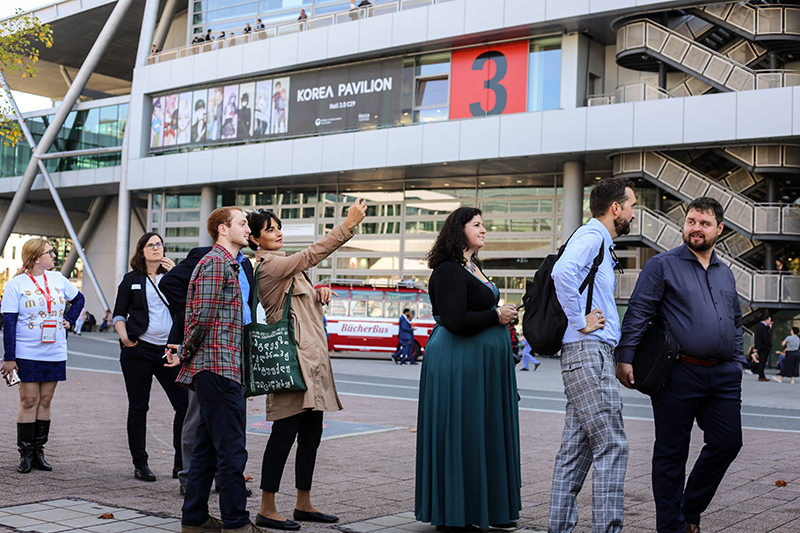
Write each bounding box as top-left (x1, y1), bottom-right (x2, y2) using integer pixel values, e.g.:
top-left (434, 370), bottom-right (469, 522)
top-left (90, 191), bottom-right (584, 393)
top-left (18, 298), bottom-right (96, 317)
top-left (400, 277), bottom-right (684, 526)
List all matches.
top-left (17, 422), bottom-right (35, 474)
top-left (32, 420), bottom-right (52, 471)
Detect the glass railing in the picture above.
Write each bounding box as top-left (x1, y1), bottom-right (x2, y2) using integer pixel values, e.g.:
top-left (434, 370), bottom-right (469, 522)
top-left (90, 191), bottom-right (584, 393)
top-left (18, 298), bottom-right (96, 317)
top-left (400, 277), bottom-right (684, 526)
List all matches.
top-left (146, 0), bottom-right (457, 66)
top-left (614, 151), bottom-right (800, 238)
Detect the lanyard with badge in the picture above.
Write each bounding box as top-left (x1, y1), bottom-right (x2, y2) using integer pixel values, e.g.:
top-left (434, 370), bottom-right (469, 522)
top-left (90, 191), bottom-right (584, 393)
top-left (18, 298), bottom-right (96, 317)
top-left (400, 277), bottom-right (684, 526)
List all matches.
top-left (27, 272), bottom-right (57, 343)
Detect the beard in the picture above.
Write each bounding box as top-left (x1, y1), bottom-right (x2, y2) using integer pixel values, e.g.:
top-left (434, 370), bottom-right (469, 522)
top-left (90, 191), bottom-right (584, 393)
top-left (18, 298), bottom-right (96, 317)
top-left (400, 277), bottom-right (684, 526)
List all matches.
top-left (683, 229), bottom-right (718, 252)
top-left (614, 215), bottom-right (632, 237)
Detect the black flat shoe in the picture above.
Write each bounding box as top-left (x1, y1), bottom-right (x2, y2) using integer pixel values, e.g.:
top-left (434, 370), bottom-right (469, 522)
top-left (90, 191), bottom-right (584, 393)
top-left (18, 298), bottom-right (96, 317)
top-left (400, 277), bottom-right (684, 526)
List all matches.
top-left (490, 522), bottom-right (517, 531)
top-left (293, 509), bottom-right (339, 523)
top-left (134, 465), bottom-right (157, 482)
top-left (173, 466), bottom-right (181, 479)
top-left (435, 526), bottom-right (481, 533)
top-left (254, 514), bottom-right (300, 531)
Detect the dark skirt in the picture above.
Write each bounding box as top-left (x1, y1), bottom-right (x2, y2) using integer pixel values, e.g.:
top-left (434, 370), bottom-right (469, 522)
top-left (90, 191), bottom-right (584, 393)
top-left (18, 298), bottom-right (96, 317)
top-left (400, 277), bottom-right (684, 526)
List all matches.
top-left (16, 358), bottom-right (67, 382)
top-left (415, 322), bottom-right (521, 529)
top-left (782, 350), bottom-right (800, 378)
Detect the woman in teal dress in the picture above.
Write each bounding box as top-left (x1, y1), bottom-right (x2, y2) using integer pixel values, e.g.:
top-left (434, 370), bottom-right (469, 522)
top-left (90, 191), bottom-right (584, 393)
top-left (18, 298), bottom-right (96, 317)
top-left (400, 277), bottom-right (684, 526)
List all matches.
top-left (415, 207), bottom-right (522, 532)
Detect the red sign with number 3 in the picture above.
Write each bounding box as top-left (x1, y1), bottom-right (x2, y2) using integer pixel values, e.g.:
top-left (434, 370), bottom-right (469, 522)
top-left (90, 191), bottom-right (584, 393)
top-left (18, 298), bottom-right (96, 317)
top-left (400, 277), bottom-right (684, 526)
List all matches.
top-left (449, 40), bottom-right (530, 120)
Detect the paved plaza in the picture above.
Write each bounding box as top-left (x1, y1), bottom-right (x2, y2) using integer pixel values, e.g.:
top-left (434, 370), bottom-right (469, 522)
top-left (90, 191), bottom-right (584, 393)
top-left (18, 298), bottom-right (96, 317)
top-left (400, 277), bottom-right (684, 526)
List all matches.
top-left (0, 332), bottom-right (798, 532)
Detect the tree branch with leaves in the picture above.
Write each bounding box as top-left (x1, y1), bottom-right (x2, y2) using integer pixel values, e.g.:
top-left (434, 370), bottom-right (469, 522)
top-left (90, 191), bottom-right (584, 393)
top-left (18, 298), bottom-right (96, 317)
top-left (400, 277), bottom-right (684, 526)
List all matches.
top-left (0, 9), bottom-right (53, 147)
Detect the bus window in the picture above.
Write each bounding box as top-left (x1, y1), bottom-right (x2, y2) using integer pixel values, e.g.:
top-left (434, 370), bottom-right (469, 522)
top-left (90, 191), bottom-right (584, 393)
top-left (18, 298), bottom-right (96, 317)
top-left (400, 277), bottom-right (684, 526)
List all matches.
top-left (418, 294), bottom-right (433, 319)
top-left (385, 302), bottom-right (401, 318)
top-left (368, 301), bottom-right (383, 317)
top-left (351, 290), bottom-right (382, 301)
top-left (385, 291), bottom-right (416, 318)
top-left (350, 300), bottom-right (367, 317)
top-left (330, 298), bottom-right (348, 316)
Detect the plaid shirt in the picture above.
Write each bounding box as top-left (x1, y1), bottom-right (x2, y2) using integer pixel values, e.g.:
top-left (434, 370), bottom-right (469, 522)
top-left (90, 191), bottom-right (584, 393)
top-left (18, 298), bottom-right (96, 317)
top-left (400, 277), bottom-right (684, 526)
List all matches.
top-left (176, 244), bottom-right (246, 387)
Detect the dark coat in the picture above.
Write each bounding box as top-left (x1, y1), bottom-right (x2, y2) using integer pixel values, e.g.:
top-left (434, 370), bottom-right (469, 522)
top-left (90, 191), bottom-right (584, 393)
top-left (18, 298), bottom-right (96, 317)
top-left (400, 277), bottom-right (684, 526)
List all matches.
top-left (112, 271), bottom-right (168, 341)
top-left (754, 321), bottom-right (773, 352)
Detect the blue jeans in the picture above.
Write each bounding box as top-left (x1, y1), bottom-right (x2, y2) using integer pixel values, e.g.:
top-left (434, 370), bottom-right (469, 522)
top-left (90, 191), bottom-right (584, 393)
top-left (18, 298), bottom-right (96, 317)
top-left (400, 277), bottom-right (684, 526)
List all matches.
top-left (181, 371), bottom-right (250, 529)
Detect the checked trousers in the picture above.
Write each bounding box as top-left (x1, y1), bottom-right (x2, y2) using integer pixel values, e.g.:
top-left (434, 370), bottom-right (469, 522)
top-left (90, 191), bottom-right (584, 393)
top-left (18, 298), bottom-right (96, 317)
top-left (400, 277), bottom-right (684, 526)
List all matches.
top-left (549, 340), bottom-right (629, 533)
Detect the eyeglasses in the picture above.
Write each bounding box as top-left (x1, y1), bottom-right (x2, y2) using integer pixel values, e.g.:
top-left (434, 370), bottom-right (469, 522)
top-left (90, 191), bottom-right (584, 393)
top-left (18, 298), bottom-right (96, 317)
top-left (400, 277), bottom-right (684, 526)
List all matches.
top-left (144, 242), bottom-right (164, 250)
top-left (40, 250), bottom-right (56, 258)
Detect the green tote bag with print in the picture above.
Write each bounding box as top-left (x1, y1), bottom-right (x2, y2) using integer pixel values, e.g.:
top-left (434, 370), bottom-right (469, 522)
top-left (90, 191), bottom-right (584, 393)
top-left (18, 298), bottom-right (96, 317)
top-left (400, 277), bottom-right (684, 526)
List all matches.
top-left (243, 264), bottom-right (307, 398)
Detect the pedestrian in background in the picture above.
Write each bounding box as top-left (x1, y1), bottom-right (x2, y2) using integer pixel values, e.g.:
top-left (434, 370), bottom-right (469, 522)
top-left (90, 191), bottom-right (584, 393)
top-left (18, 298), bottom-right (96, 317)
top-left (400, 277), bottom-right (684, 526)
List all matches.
top-left (775, 327), bottom-right (800, 384)
top-left (393, 308), bottom-right (414, 365)
top-left (754, 314), bottom-right (773, 382)
top-left (617, 197), bottom-right (744, 533)
top-left (415, 206), bottom-right (521, 532)
top-left (550, 177), bottom-right (635, 533)
top-left (519, 336), bottom-right (540, 371)
top-left (247, 198), bottom-right (366, 530)
top-left (1, 238), bottom-right (84, 473)
top-left (113, 232), bottom-right (187, 482)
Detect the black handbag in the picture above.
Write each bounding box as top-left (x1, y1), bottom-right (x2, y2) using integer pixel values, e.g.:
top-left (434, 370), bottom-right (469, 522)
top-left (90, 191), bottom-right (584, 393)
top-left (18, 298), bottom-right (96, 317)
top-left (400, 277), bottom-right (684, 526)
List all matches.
top-left (631, 316), bottom-right (679, 396)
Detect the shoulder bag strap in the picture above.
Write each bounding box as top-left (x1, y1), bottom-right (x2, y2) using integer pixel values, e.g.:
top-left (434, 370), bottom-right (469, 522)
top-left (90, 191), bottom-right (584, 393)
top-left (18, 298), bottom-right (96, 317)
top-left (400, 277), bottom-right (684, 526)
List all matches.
top-left (145, 275), bottom-right (171, 309)
top-left (282, 280), bottom-right (294, 320)
top-left (578, 244), bottom-right (605, 316)
top-left (251, 261), bottom-right (262, 319)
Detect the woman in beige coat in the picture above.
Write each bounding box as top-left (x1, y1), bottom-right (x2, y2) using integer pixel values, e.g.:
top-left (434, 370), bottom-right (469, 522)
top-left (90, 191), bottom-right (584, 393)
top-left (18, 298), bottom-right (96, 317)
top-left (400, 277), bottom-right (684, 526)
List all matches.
top-left (247, 198), bottom-right (367, 531)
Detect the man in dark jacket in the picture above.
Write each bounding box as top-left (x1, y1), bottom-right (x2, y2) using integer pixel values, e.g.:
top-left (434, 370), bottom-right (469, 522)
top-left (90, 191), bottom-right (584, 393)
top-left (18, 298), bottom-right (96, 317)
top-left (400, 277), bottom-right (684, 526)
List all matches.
top-left (754, 315), bottom-right (773, 382)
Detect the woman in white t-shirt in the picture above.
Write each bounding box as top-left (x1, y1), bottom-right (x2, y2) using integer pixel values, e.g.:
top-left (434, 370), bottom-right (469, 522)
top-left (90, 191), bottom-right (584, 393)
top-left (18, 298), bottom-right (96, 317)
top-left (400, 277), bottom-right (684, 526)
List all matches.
top-left (112, 232), bottom-right (188, 482)
top-left (1, 238), bottom-right (84, 473)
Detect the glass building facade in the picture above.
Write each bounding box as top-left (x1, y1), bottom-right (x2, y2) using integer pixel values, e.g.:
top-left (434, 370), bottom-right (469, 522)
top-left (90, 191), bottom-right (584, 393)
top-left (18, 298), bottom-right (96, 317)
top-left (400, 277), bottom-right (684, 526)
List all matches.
top-left (144, 182), bottom-right (642, 307)
top-left (0, 101), bottom-right (128, 179)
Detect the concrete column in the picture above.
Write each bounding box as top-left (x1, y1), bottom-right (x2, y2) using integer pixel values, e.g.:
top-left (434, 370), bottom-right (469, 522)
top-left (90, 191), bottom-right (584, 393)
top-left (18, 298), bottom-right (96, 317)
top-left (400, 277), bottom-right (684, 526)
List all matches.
top-left (764, 176), bottom-right (777, 269)
top-left (561, 161), bottom-right (585, 242)
top-left (153, 0), bottom-right (180, 52)
top-left (559, 32), bottom-right (589, 109)
top-left (654, 186), bottom-right (663, 212)
top-left (658, 62), bottom-right (667, 90)
top-left (61, 196), bottom-right (111, 276)
top-left (199, 186), bottom-right (217, 247)
top-left (116, 0), bottom-right (161, 283)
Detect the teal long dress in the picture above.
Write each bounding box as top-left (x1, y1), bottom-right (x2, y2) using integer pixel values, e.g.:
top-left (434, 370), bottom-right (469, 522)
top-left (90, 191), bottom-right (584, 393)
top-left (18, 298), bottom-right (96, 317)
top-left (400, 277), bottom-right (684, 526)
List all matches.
top-left (415, 260), bottom-right (521, 529)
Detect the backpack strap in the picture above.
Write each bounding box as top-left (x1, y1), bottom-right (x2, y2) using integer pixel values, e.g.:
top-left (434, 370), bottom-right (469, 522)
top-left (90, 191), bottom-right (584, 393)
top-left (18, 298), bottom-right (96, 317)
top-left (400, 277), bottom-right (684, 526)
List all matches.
top-left (578, 244), bottom-right (605, 316)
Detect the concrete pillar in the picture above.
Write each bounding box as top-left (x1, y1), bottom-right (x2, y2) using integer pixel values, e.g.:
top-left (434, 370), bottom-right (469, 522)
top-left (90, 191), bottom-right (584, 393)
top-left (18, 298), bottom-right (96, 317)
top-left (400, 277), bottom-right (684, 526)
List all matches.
top-left (61, 196), bottom-right (111, 276)
top-left (764, 176), bottom-right (777, 270)
top-left (561, 161), bottom-right (585, 242)
top-left (654, 186), bottom-right (663, 212)
top-left (116, 0), bottom-right (161, 283)
top-left (199, 186), bottom-right (217, 247)
top-left (153, 0), bottom-right (180, 52)
top-left (658, 62), bottom-right (667, 90)
top-left (560, 32), bottom-right (590, 109)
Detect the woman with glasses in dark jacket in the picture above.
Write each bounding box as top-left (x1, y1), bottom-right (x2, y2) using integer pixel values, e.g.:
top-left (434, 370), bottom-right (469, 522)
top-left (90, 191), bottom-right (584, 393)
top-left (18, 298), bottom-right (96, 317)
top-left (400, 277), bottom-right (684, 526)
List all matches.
top-left (113, 232), bottom-right (188, 482)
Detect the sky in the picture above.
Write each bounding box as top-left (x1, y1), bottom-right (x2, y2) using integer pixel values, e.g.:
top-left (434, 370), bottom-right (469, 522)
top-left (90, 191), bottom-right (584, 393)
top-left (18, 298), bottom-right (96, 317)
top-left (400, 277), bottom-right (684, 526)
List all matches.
top-left (1, 0), bottom-right (63, 112)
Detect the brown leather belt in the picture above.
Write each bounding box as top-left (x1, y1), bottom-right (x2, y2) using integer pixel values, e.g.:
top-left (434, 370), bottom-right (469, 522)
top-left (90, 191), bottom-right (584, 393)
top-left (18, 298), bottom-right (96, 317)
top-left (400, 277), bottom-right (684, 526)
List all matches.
top-left (678, 354), bottom-right (717, 367)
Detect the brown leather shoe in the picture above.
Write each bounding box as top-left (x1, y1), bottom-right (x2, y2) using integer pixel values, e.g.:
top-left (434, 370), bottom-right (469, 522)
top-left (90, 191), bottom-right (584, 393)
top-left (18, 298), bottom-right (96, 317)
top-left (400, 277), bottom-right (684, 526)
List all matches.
top-left (686, 524), bottom-right (700, 533)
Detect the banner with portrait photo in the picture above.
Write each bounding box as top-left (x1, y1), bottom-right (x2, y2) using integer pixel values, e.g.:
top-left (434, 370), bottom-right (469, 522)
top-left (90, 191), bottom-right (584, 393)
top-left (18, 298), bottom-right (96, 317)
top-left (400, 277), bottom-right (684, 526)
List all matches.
top-left (177, 92), bottom-right (192, 144)
top-left (238, 82), bottom-right (255, 139)
top-left (163, 94), bottom-right (178, 146)
top-left (221, 85), bottom-right (239, 140)
top-left (150, 96), bottom-right (164, 148)
top-left (207, 86), bottom-right (224, 141)
top-left (271, 77), bottom-right (290, 135)
top-left (191, 90), bottom-right (208, 143)
top-left (253, 80), bottom-right (272, 136)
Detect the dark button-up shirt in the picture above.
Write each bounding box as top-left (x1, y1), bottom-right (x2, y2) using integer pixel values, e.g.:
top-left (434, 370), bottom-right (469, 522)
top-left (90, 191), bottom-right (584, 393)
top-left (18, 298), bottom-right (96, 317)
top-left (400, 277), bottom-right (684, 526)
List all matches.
top-left (617, 244), bottom-right (744, 365)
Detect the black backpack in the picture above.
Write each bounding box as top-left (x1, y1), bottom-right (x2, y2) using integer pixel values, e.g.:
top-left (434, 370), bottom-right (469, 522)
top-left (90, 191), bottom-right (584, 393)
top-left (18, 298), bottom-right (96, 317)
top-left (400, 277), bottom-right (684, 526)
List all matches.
top-left (521, 238), bottom-right (604, 356)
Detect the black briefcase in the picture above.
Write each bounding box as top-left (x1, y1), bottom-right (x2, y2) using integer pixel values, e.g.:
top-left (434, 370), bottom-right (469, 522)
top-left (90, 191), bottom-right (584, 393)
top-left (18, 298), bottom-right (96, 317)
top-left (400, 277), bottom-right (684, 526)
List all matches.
top-left (632, 317), bottom-right (679, 396)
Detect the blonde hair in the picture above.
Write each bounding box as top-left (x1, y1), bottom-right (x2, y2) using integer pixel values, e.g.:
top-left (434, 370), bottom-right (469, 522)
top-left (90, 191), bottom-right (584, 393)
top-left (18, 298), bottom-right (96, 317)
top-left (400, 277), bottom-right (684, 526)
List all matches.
top-left (13, 238), bottom-right (51, 277)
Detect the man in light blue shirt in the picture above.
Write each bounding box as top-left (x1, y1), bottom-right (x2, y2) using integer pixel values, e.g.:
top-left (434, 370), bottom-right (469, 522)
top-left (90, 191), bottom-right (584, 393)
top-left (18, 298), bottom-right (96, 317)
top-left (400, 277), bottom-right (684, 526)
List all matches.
top-left (549, 177), bottom-right (636, 533)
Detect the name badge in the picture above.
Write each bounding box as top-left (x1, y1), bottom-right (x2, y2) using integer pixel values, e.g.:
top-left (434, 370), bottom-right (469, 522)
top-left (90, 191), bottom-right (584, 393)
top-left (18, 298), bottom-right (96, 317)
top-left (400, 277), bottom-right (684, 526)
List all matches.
top-left (132, 284), bottom-right (142, 290)
top-left (41, 320), bottom-right (58, 343)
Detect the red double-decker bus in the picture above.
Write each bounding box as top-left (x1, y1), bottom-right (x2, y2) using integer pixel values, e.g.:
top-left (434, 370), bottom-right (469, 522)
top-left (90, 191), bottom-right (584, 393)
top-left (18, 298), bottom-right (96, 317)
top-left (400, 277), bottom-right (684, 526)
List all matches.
top-left (318, 279), bottom-right (434, 359)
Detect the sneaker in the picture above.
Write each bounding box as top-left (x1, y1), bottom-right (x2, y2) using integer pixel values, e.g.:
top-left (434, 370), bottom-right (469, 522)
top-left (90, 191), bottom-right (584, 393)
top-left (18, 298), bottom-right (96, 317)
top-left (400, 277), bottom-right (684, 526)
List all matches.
top-left (182, 517), bottom-right (223, 533)
top-left (744, 369), bottom-right (753, 375)
top-left (520, 368), bottom-right (529, 372)
top-left (773, 376), bottom-right (783, 383)
top-left (533, 362), bottom-right (541, 371)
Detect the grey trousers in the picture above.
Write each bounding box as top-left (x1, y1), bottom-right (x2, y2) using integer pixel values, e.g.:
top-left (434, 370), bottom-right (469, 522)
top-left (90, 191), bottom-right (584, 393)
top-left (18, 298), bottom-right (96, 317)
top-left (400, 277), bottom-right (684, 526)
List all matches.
top-left (549, 340), bottom-right (629, 533)
top-left (178, 390), bottom-right (201, 489)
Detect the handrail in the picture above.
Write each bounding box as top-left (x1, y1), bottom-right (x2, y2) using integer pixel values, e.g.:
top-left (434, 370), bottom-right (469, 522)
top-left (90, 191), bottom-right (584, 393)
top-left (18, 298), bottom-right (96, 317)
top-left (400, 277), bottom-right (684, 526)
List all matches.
top-left (617, 18), bottom-right (756, 92)
top-left (696, 2), bottom-right (800, 38)
top-left (145, 0), bottom-right (451, 66)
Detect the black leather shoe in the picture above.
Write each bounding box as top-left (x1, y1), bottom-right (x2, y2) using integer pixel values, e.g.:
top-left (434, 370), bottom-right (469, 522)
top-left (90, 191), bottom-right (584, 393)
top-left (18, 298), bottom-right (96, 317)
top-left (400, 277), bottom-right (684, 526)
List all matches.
top-left (293, 509), bottom-right (338, 523)
top-left (134, 465), bottom-right (157, 482)
top-left (435, 526), bottom-right (480, 533)
top-left (254, 514), bottom-right (300, 530)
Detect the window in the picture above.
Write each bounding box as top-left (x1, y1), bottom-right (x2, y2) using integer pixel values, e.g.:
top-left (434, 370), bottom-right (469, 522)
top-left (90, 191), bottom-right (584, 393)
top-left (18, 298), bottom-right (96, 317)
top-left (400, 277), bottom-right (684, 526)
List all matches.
top-left (412, 52), bottom-right (450, 123)
top-left (529, 36), bottom-right (561, 112)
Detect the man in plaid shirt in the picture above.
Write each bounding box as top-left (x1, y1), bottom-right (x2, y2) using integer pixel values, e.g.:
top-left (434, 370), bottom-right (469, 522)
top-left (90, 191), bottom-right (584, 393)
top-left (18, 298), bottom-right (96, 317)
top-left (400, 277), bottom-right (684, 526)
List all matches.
top-left (167, 207), bottom-right (262, 533)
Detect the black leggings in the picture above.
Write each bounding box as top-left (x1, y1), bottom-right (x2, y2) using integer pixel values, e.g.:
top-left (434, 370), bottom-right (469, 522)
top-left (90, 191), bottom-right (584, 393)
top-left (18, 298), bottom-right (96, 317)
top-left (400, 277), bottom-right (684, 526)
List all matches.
top-left (260, 410), bottom-right (323, 493)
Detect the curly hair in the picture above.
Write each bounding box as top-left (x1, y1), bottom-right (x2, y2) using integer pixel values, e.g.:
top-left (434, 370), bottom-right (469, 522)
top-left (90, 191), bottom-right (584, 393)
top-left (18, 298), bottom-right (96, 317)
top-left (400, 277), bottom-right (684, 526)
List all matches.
top-left (426, 207), bottom-right (483, 270)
